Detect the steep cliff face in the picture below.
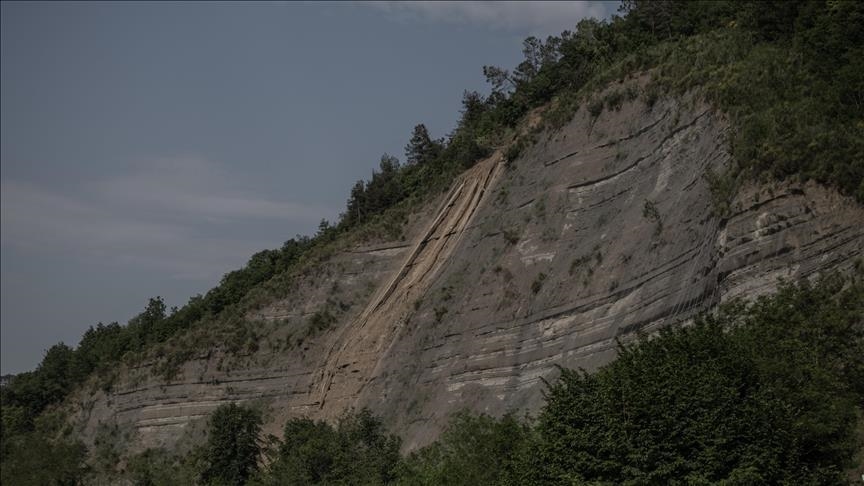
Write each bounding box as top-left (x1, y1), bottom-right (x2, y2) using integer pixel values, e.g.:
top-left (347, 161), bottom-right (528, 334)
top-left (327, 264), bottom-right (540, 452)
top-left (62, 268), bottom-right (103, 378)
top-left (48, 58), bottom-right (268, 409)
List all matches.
top-left (70, 91), bottom-right (864, 452)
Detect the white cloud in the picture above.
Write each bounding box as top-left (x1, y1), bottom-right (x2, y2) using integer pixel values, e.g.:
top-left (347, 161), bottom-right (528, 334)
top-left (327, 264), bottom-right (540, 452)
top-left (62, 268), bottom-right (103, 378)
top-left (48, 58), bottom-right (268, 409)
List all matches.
top-left (1, 157), bottom-right (338, 280)
top-left (365, 1), bottom-right (616, 36)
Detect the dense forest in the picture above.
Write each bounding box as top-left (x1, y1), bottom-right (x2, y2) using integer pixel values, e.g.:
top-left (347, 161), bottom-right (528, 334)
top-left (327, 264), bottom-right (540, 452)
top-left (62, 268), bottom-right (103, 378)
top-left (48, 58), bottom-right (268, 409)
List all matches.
top-left (2, 0), bottom-right (863, 483)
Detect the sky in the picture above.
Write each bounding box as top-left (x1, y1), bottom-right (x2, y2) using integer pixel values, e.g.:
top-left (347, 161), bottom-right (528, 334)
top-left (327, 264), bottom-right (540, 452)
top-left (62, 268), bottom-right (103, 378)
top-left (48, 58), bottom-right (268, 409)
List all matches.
top-left (1, 1), bottom-right (616, 374)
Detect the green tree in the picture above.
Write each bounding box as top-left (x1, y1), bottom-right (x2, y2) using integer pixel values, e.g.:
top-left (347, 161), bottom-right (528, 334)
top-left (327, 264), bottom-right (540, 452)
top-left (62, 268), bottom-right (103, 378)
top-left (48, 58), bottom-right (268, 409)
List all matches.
top-left (260, 409), bottom-right (401, 485)
top-left (1, 409), bottom-right (88, 486)
top-left (526, 277), bottom-right (863, 484)
top-left (482, 65), bottom-right (515, 95)
top-left (396, 412), bottom-right (532, 486)
top-left (72, 322), bottom-right (129, 380)
top-left (0, 432), bottom-right (87, 486)
top-left (129, 296), bottom-right (167, 349)
top-left (344, 180), bottom-right (368, 227)
top-left (262, 418), bottom-right (339, 484)
top-left (404, 124), bottom-right (442, 166)
top-left (200, 403), bottom-right (263, 486)
top-left (35, 343), bottom-right (75, 406)
top-left (332, 409), bottom-right (402, 484)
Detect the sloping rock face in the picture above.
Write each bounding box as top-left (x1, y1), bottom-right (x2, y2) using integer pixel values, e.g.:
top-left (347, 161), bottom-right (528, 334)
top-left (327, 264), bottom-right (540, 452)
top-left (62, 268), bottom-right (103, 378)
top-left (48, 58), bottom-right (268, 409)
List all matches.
top-left (70, 93), bottom-right (864, 452)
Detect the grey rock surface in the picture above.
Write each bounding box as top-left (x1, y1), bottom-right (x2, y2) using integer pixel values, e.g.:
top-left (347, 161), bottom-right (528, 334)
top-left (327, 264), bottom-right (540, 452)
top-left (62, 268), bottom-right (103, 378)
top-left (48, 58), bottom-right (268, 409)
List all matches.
top-left (68, 92), bottom-right (864, 452)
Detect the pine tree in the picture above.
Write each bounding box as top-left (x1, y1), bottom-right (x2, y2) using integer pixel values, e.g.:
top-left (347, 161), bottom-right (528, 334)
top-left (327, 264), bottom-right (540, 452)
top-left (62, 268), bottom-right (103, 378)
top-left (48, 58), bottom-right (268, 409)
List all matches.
top-left (404, 124), bottom-right (441, 166)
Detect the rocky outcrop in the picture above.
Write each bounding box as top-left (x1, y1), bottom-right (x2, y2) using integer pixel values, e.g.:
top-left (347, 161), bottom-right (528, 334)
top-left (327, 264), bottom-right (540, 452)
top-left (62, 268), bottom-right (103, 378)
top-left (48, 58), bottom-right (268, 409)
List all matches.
top-left (69, 91), bottom-right (864, 452)
top-left (314, 156), bottom-right (505, 418)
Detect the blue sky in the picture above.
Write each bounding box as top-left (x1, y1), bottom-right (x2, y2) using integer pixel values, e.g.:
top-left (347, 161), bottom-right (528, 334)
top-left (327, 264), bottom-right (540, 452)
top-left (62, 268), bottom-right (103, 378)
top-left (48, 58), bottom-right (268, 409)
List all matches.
top-left (1, 1), bottom-right (616, 373)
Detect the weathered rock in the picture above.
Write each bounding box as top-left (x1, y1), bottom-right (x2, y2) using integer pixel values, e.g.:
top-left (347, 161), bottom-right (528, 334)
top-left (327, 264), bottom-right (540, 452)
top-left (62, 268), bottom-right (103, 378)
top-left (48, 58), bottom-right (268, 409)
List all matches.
top-left (68, 92), bottom-right (864, 452)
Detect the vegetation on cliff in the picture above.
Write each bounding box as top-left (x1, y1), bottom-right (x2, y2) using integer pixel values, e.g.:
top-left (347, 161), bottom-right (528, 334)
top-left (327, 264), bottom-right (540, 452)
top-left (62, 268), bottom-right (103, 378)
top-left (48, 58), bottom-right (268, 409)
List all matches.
top-left (191, 277), bottom-right (864, 484)
top-left (1, 0), bottom-right (863, 483)
top-left (8, 276), bottom-right (855, 484)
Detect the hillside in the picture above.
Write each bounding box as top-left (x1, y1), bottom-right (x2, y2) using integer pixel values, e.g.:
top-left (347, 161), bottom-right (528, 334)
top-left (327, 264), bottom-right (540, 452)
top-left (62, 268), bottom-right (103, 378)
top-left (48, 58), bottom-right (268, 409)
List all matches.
top-left (2, 1), bottom-right (863, 484)
top-left (67, 88), bottom-right (863, 456)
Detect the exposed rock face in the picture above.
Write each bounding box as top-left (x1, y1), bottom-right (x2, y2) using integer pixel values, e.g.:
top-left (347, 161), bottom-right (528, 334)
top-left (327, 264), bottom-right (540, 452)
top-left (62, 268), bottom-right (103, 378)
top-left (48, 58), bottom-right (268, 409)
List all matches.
top-left (314, 157), bottom-right (505, 418)
top-left (69, 93), bottom-right (864, 452)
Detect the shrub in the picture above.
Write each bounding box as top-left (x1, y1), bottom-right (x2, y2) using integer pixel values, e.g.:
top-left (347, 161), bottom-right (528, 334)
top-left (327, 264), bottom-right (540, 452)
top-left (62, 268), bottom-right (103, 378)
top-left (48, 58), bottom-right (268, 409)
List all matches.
top-left (396, 412), bottom-right (533, 486)
top-left (526, 276), bottom-right (864, 484)
top-left (531, 273), bottom-right (547, 294)
top-left (259, 409), bottom-right (401, 485)
top-left (306, 308), bottom-right (337, 338)
top-left (587, 98), bottom-right (605, 118)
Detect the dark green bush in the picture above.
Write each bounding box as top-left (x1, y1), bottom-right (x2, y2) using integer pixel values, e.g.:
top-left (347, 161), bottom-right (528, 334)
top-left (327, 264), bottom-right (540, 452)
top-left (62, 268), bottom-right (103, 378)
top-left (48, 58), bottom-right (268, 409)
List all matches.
top-left (257, 409), bottom-right (401, 485)
top-left (396, 412), bottom-right (533, 486)
top-left (526, 276), bottom-right (863, 484)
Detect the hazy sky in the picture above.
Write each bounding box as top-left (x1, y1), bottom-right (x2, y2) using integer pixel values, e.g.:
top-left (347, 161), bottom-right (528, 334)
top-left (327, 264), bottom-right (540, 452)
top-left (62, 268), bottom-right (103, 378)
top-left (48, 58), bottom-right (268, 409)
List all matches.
top-left (1, 1), bottom-right (615, 374)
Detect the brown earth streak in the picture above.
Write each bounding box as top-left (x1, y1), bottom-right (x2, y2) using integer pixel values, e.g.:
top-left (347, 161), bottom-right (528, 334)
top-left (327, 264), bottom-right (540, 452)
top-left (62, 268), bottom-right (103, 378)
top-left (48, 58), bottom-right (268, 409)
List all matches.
top-left (313, 155), bottom-right (505, 417)
top-left (69, 92), bottom-right (864, 452)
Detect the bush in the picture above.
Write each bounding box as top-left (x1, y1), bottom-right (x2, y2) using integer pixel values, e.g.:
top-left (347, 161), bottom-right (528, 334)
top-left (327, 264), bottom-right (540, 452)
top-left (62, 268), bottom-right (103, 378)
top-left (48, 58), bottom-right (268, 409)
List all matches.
top-left (396, 412), bottom-right (533, 486)
top-left (526, 276), bottom-right (863, 484)
top-left (306, 308), bottom-right (337, 337)
top-left (126, 448), bottom-right (198, 486)
top-left (587, 97), bottom-right (605, 118)
top-left (258, 409), bottom-right (401, 485)
top-left (531, 273), bottom-right (547, 294)
top-left (0, 409), bottom-right (88, 486)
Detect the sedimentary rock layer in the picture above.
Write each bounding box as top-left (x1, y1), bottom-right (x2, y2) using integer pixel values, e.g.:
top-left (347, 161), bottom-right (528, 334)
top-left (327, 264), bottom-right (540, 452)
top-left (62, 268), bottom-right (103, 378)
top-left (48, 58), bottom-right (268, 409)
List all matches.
top-left (70, 92), bottom-right (864, 452)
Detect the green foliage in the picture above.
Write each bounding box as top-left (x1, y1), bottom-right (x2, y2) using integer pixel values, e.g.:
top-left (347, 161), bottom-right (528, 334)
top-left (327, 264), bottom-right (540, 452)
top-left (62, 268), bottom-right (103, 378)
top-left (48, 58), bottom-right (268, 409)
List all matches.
top-left (703, 166), bottom-right (739, 217)
top-left (126, 448), bottom-right (198, 486)
top-left (393, 276), bottom-right (863, 485)
top-left (531, 272), bottom-right (547, 294)
top-left (90, 423), bottom-right (125, 479)
top-left (11, 278), bottom-right (860, 485)
top-left (568, 255), bottom-right (590, 276)
top-left (0, 409), bottom-right (88, 486)
top-left (0, 431), bottom-right (87, 486)
top-left (260, 418), bottom-right (338, 485)
top-left (257, 409), bottom-right (401, 485)
top-left (405, 124), bottom-right (444, 166)
top-left (199, 403), bottom-right (264, 486)
top-left (501, 226), bottom-right (520, 245)
top-left (642, 199), bottom-right (662, 236)
top-left (635, 2), bottom-right (864, 203)
top-left (587, 97), bottom-right (605, 119)
top-left (203, 238), bottom-right (315, 317)
top-left (396, 412), bottom-right (533, 486)
top-left (603, 88), bottom-right (626, 111)
top-left (504, 137), bottom-right (526, 165)
top-left (527, 276), bottom-right (864, 484)
top-left (481, 0), bottom-right (864, 203)
top-left (343, 154), bottom-right (405, 229)
top-left (130, 296), bottom-right (167, 348)
top-left (306, 307), bottom-right (337, 338)
top-left (1, 234), bottom-right (318, 423)
top-left (0, 343), bottom-right (78, 436)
